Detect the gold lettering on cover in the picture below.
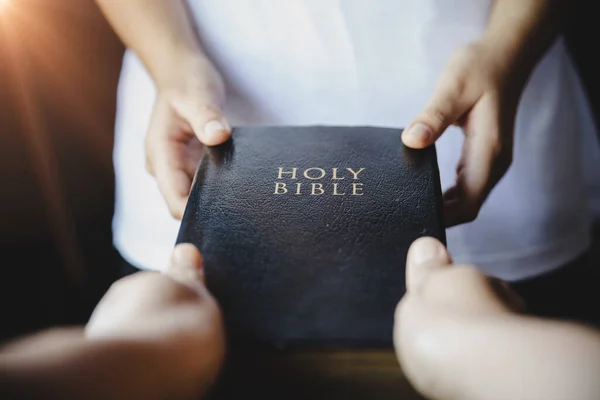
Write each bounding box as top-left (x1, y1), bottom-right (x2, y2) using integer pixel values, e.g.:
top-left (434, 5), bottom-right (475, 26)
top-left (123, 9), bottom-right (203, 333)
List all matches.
top-left (274, 182), bottom-right (288, 194)
top-left (311, 183), bottom-right (324, 195)
top-left (278, 167), bottom-right (297, 179)
top-left (274, 167), bottom-right (366, 196)
top-left (331, 168), bottom-right (344, 180)
top-left (347, 168), bottom-right (365, 180)
top-left (304, 168), bottom-right (326, 180)
top-left (332, 183), bottom-right (345, 196)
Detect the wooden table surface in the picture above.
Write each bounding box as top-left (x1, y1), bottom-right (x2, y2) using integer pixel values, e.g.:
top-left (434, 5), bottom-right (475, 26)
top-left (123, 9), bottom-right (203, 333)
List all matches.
top-left (206, 349), bottom-right (423, 399)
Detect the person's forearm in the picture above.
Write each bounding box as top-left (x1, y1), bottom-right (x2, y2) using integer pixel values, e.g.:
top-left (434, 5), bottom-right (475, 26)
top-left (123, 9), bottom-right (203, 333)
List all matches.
top-left (482, 0), bottom-right (569, 84)
top-left (448, 316), bottom-right (600, 400)
top-left (0, 327), bottom-right (218, 399)
top-left (0, 328), bottom-right (175, 399)
top-left (95, 0), bottom-right (207, 90)
top-left (3, 335), bottom-right (139, 399)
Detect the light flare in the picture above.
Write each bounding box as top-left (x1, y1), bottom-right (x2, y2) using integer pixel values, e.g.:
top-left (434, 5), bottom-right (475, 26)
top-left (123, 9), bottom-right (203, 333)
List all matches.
top-left (0, 0), bottom-right (11, 13)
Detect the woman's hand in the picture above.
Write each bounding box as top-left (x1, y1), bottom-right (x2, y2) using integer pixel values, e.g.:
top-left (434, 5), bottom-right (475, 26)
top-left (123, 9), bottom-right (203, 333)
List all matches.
top-left (146, 56), bottom-right (231, 219)
top-left (402, 38), bottom-right (525, 227)
top-left (86, 244), bottom-right (222, 342)
top-left (395, 237), bottom-right (600, 400)
top-left (86, 243), bottom-right (225, 399)
top-left (394, 237), bottom-right (523, 400)
top-left (0, 244), bottom-right (224, 400)
top-left (403, 0), bottom-right (568, 227)
top-left (96, 0), bottom-right (233, 219)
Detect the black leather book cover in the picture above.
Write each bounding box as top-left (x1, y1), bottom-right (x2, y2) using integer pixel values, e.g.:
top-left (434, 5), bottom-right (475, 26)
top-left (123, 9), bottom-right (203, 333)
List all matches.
top-left (176, 126), bottom-right (445, 349)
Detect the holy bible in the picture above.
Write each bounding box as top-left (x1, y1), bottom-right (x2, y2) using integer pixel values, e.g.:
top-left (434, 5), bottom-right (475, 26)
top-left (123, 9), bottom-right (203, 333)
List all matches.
top-left (176, 125), bottom-right (445, 350)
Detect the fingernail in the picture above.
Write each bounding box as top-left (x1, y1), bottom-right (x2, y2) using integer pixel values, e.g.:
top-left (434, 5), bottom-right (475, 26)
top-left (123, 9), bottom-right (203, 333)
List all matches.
top-left (172, 247), bottom-right (193, 269)
top-left (222, 119), bottom-right (231, 132)
top-left (403, 123), bottom-right (432, 144)
top-left (411, 238), bottom-right (444, 266)
top-left (204, 120), bottom-right (228, 141)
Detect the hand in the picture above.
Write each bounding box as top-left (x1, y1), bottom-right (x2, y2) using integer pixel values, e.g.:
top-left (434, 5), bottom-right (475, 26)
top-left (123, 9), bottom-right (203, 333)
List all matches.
top-left (146, 57), bottom-right (232, 219)
top-left (394, 237), bottom-right (524, 400)
top-left (86, 244), bottom-right (225, 397)
top-left (402, 39), bottom-right (527, 227)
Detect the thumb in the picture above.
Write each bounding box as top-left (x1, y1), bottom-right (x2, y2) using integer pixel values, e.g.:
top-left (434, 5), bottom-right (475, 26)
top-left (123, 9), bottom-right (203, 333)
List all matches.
top-left (191, 105), bottom-right (232, 146)
top-left (174, 96), bottom-right (232, 146)
top-left (402, 81), bottom-right (473, 149)
top-left (164, 243), bottom-right (206, 291)
top-left (406, 237), bottom-right (452, 292)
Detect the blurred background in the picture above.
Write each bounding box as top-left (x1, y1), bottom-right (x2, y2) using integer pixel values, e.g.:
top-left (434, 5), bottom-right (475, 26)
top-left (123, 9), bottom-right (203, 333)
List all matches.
top-left (0, 0), bottom-right (598, 343)
top-left (0, 0), bottom-right (123, 341)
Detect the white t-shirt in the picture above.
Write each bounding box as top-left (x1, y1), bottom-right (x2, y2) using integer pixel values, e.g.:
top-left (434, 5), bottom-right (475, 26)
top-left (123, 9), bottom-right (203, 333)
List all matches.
top-left (112, 0), bottom-right (600, 281)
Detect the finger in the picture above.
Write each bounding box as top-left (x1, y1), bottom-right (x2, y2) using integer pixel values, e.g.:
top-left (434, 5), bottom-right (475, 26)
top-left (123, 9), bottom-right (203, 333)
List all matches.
top-left (164, 243), bottom-right (206, 292)
top-left (442, 185), bottom-right (459, 202)
top-left (402, 76), bottom-right (474, 149)
top-left (145, 99), bottom-right (196, 219)
top-left (153, 140), bottom-right (193, 220)
top-left (443, 98), bottom-right (512, 227)
top-left (183, 139), bottom-right (203, 177)
top-left (419, 266), bottom-right (516, 315)
top-left (406, 237), bottom-right (452, 292)
top-left (145, 97), bottom-right (175, 178)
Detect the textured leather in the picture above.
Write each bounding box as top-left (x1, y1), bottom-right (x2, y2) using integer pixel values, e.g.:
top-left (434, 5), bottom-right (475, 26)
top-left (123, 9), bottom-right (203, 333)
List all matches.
top-left (177, 126), bottom-right (445, 349)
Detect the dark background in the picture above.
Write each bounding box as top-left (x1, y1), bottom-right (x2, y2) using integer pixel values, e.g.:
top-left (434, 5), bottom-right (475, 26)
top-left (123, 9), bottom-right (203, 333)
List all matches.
top-left (0, 0), bottom-right (598, 342)
top-left (0, 0), bottom-right (124, 340)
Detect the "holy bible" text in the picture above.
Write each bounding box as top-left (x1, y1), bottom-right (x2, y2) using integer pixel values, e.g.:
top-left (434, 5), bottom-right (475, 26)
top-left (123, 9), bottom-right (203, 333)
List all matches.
top-left (273, 167), bottom-right (366, 196)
